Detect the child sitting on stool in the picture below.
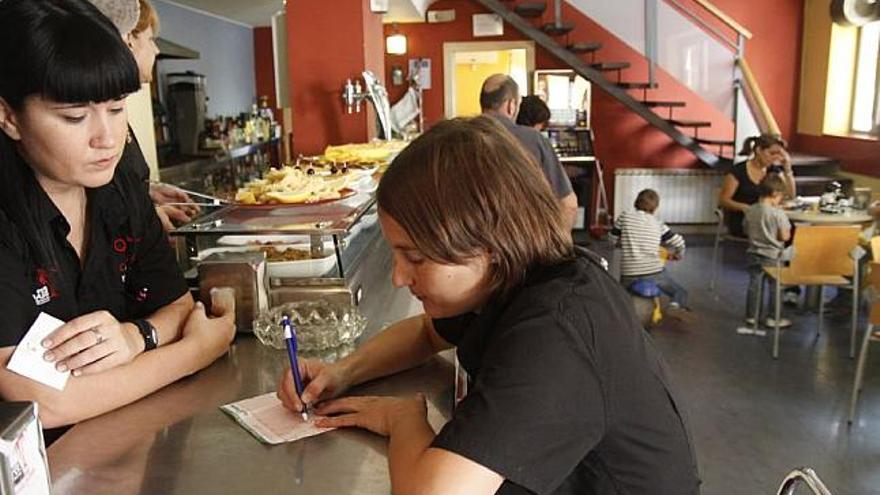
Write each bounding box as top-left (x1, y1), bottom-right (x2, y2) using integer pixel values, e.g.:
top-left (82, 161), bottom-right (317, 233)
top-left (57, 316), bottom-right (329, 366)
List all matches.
top-left (615, 189), bottom-right (691, 319)
top-left (743, 174), bottom-right (792, 329)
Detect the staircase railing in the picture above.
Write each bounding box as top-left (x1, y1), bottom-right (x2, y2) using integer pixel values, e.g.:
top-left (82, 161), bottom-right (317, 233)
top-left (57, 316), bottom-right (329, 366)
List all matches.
top-left (480, 0), bottom-right (781, 164)
top-left (648, 0), bottom-right (782, 147)
top-left (476, 0), bottom-right (722, 165)
top-left (738, 58), bottom-right (782, 136)
top-left (663, 0), bottom-right (749, 54)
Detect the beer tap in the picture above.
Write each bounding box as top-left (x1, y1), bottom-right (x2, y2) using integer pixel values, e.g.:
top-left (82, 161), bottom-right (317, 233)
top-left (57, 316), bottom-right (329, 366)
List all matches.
top-left (342, 79), bottom-right (366, 114)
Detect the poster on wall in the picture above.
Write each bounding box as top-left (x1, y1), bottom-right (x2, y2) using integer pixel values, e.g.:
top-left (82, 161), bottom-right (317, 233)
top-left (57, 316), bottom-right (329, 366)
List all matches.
top-left (408, 58), bottom-right (432, 90)
top-left (472, 13), bottom-right (503, 37)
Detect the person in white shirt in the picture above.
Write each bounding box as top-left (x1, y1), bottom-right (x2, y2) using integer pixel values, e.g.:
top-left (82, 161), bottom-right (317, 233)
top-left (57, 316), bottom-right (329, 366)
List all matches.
top-left (614, 189), bottom-right (689, 312)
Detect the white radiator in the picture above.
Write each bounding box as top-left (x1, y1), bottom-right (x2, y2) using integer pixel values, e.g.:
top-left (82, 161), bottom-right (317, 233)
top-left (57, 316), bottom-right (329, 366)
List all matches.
top-left (613, 168), bottom-right (723, 224)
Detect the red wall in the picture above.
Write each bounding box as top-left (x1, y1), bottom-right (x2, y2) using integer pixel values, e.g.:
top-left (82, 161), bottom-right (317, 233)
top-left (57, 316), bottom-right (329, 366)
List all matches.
top-left (286, 0), bottom-right (385, 154)
top-left (385, 0), bottom-right (737, 173)
top-left (701, 0), bottom-right (877, 176)
top-left (795, 135), bottom-right (880, 176)
top-left (253, 27), bottom-right (277, 109)
top-left (704, 0), bottom-right (804, 141)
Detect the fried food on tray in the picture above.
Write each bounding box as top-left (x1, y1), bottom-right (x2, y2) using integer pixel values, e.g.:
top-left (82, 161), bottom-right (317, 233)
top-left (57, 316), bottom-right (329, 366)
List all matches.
top-left (321, 140), bottom-right (407, 170)
top-left (262, 246), bottom-right (311, 262)
top-left (234, 165), bottom-right (353, 205)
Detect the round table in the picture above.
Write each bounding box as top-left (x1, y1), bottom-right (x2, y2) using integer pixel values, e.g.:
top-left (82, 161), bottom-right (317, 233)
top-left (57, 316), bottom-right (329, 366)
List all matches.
top-left (784, 208), bottom-right (874, 225)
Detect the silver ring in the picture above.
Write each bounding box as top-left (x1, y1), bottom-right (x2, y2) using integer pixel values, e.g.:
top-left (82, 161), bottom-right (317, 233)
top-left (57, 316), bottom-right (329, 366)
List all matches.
top-left (92, 328), bottom-right (105, 345)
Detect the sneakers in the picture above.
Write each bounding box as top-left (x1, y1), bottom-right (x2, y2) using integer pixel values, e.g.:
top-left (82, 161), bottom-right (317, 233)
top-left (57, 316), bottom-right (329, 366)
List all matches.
top-left (783, 291), bottom-right (799, 307)
top-left (744, 317), bottom-right (756, 326)
top-left (736, 326), bottom-right (767, 336)
top-left (765, 317), bottom-right (792, 329)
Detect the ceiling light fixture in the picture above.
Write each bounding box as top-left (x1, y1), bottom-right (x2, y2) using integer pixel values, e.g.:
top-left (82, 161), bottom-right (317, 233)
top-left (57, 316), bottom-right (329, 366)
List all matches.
top-left (385, 23), bottom-right (407, 55)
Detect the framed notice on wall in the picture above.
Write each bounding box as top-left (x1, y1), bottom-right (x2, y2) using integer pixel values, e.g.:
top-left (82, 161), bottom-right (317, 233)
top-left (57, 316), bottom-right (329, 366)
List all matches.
top-left (472, 13), bottom-right (503, 37)
top-left (408, 58), bottom-right (432, 90)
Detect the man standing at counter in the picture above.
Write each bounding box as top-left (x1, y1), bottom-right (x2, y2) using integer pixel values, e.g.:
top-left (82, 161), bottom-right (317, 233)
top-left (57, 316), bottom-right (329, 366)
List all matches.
top-left (480, 74), bottom-right (579, 230)
top-left (278, 116), bottom-right (699, 494)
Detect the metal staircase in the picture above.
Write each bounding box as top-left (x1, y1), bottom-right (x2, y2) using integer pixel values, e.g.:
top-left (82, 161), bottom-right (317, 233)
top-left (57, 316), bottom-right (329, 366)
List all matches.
top-left (474, 0), bottom-right (732, 167)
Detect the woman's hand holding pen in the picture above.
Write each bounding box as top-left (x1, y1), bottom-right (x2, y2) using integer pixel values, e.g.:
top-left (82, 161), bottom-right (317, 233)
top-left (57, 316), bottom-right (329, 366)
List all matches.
top-left (41, 311), bottom-right (146, 376)
top-left (276, 360), bottom-right (352, 414)
top-left (311, 394), bottom-right (428, 437)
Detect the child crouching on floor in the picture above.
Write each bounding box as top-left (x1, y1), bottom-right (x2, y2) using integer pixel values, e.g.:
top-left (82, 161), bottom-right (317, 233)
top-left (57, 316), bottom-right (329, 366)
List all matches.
top-left (615, 189), bottom-right (691, 319)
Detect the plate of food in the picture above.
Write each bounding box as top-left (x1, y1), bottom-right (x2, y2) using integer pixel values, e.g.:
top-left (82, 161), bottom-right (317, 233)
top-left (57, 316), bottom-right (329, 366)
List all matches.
top-left (234, 166), bottom-right (359, 206)
top-left (195, 245), bottom-right (337, 278)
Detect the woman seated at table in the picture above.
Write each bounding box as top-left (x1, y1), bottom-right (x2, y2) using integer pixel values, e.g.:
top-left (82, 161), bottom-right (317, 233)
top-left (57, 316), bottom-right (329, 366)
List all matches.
top-left (0, 0), bottom-right (234, 433)
top-left (278, 116), bottom-right (699, 494)
top-left (719, 134), bottom-right (796, 238)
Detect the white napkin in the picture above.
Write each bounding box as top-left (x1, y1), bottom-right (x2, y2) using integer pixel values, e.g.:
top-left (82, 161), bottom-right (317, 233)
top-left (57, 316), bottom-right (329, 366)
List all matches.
top-left (7, 313), bottom-right (69, 391)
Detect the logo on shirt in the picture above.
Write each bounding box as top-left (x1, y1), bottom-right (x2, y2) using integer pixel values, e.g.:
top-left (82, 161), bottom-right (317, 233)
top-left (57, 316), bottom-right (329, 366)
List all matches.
top-left (111, 235), bottom-right (141, 284)
top-left (32, 286), bottom-right (51, 306)
top-left (32, 268), bottom-right (58, 306)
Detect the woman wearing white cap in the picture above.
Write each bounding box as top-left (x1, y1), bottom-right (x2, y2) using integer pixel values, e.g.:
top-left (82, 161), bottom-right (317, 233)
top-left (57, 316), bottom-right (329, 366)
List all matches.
top-left (91, 0), bottom-right (200, 231)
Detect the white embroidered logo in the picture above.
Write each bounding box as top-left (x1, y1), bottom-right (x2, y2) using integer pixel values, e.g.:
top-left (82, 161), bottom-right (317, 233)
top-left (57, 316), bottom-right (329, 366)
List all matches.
top-left (32, 286), bottom-right (51, 306)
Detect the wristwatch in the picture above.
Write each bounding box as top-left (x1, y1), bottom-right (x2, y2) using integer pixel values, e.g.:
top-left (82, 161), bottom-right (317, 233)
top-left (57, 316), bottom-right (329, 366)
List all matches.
top-left (132, 319), bottom-right (158, 351)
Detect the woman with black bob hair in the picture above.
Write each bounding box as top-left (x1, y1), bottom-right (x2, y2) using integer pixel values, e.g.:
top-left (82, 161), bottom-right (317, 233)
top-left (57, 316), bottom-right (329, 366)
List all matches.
top-left (0, 0), bottom-right (234, 435)
top-left (278, 116), bottom-right (699, 494)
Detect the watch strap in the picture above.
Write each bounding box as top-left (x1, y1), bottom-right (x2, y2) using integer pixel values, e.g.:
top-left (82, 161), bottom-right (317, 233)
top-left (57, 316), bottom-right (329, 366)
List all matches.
top-left (132, 319), bottom-right (158, 351)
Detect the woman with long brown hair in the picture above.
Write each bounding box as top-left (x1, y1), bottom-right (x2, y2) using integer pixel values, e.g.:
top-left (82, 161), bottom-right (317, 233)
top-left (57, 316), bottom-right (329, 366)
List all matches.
top-left (278, 116), bottom-right (698, 494)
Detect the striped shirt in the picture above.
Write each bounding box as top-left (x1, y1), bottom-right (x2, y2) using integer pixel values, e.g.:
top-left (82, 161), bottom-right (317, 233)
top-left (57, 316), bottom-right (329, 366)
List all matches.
top-left (613, 210), bottom-right (686, 277)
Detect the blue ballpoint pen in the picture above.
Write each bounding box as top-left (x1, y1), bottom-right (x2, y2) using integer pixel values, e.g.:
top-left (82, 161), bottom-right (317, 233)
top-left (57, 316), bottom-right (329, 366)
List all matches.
top-left (282, 315), bottom-right (309, 421)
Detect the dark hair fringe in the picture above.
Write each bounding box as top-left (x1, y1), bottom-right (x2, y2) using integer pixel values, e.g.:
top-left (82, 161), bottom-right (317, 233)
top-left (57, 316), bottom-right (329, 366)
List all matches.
top-left (0, 0), bottom-right (141, 273)
top-left (0, 0), bottom-right (140, 109)
top-left (738, 134), bottom-right (788, 157)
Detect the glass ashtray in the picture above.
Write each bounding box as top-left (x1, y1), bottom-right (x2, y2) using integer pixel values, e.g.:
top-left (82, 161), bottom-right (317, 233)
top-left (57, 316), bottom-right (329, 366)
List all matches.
top-left (252, 300), bottom-right (367, 352)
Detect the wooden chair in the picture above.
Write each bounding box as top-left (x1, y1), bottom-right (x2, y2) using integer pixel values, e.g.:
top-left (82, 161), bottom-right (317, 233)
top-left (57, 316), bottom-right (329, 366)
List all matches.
top-left (763, 225), bottom-right (864, 359)
top-left (871, 236), bottom-right (880, 262)
top-left (848, 261), bottom-right (880, 424)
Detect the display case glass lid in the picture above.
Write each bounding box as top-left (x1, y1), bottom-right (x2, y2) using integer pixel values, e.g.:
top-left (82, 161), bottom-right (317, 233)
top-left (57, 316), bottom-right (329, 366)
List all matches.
top-left (172, 191), bottom-right (376, 236)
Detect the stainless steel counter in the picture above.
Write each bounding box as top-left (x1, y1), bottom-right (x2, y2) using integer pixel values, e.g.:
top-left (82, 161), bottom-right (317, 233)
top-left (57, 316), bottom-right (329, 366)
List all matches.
top-left (48, 329), bottom-right (453, 494)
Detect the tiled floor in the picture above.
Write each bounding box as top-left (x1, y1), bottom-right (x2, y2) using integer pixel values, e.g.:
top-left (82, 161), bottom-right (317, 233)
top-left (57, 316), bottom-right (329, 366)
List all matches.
top-left (589, 235), bottom-right (880, 495)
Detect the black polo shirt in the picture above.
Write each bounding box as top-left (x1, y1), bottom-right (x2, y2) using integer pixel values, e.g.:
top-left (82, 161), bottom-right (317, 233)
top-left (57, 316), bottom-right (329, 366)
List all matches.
top-left (0, 168), bottom-right (188, 348)
top-left (431, 248), bottom-right (700, 495)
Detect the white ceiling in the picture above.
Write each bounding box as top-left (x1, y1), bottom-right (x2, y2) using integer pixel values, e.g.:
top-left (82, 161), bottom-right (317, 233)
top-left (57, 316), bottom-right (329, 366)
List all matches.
top-left (163, 0), bottom-right (429, 27)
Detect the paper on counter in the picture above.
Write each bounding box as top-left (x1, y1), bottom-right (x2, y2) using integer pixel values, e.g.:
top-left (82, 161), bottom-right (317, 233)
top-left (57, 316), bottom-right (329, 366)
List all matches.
top-left (7, 313), bottom-right (69, 391)
top-left (221, 392), bottom-right (336, 445)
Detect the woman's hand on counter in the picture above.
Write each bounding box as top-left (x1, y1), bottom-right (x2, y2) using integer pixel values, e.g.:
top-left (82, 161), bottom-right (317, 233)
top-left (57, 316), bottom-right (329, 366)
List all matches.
top-left (276, 359), bottom-right (352, 413)
top-left (312, 394), bottom-right (428, 437)
top-left (180, 293), bottom-right (236, 369)
top-left (41, 311), bottom-right (146, 376)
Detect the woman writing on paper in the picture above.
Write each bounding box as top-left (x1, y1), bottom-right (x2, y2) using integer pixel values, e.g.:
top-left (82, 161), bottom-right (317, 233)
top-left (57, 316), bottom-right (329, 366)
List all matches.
top-left (0, 0), bottom-right (234, 438)
top-left (278, 116), bottom-right (699, 494)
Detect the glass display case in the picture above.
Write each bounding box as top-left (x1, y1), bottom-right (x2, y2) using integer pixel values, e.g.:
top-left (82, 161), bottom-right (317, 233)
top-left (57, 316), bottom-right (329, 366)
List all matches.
top-left (171, 187), bottom-right (413, 338)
